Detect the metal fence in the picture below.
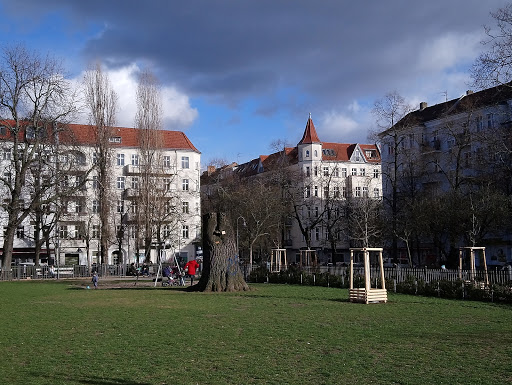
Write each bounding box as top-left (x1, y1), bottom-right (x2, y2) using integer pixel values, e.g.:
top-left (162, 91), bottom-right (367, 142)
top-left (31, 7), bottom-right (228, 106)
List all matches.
top-left (0, 264), bottom-right (160, 281)
top-left (299, 265), bottom-right (512, 285)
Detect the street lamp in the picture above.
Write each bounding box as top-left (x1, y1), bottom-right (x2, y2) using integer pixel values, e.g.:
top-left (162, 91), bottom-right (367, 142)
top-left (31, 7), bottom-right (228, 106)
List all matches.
top-left (236, 216), bottom-right (246, 261)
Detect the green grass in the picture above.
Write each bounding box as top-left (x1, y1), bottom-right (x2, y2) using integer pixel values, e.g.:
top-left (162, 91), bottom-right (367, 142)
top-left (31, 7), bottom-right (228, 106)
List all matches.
top-left (0, 281), bottom-right (511, 384)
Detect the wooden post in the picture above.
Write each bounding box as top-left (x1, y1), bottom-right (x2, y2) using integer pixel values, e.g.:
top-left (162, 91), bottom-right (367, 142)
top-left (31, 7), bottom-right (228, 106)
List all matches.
top-left (379, 249), bottom-right (386, 290)
top-left (482, 249), bottom-right (489, 286)
top-left (349, 249), bottom-right (354, 290)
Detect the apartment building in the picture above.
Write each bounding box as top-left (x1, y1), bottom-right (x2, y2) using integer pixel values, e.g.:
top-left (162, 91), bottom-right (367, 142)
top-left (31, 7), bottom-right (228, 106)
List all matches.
top-left (379, 84), bottom-right (512, 266)
top-left (0, 123), bottom-right (201, 267)
top-left (204, 116), bottom-right (382, 264)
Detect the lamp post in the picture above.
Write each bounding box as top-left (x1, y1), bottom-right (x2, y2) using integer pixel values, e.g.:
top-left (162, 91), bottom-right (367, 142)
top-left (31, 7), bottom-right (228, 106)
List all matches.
top-left (236, 215), bottom-right (246, 263)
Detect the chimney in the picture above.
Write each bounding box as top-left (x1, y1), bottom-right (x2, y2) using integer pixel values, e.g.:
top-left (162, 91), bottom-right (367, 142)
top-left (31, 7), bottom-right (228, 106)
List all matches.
top-left (419, 102), bottom-right (428, 111)
top-left (466, 90), bottom-right (474, 95)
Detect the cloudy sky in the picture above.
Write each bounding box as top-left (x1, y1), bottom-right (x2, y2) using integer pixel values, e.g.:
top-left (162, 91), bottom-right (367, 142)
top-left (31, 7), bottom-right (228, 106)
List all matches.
top-left (0, 0), bottom-right (509, 165)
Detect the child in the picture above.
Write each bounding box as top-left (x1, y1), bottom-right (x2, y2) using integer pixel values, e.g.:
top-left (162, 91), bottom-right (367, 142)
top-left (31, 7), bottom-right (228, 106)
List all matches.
top-left (91, 272), bottom-right (99, 289)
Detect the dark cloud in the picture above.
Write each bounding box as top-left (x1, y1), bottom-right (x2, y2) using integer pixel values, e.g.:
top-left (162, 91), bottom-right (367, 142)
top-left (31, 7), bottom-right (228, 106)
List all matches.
top-left (2, 0), bottom-right (510, 114)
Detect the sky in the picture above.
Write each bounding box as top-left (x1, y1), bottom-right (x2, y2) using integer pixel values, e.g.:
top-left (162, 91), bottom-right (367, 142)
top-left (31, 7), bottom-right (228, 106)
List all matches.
top-left (0, 0), bottom-right (510, 166)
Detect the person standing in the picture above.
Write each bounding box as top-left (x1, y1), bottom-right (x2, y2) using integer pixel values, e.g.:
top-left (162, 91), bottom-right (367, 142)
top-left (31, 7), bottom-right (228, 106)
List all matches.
top-left (91, 272), bottom-right (99, 289)
top-left (184, 259), bottom-right (200, 286)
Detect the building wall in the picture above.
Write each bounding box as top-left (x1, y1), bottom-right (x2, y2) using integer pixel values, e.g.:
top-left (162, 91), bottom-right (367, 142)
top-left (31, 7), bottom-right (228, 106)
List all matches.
top-left (0, 128), bottom-right (201, 267)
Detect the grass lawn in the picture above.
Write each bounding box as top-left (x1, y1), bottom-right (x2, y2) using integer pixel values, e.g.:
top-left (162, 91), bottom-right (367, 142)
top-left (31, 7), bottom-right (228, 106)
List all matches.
top-left (0, 280), bottom-right (511, 385)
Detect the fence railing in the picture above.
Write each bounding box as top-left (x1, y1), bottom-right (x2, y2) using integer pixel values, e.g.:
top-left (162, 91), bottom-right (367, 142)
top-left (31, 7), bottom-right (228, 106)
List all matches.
top-left (294, 266), bottom-right (512, 285)
top-left (0, 264), bottom-right (161, 281)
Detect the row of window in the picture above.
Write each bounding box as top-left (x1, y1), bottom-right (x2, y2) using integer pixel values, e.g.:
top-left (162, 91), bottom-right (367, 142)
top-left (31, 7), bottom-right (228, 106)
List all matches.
top-left (6, 224), bottom-right (194, 240)
top-left (305, 166), bottom-right (379, 178)
top-left (113, 177), bottom-right (195, 191)
top-left (304, 185), bottom-right (380, 198)
top-left (115, 154), bottom-right (193, 169)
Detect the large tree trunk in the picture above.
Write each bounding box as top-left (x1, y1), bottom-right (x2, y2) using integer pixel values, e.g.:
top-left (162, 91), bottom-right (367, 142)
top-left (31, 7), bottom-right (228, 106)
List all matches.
top-left (193, 212), bottom-right (249, 292)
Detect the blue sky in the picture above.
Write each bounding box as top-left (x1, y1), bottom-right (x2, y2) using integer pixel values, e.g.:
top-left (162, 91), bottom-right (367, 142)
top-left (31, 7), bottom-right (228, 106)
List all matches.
top-left (0, 0), bottom-right (509, 166)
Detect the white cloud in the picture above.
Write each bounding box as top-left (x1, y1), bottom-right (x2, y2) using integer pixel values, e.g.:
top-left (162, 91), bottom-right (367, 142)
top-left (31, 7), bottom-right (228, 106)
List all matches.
top-left (417, 31), bottom-right (483, 73)
top-left (72, 63), bottom-right (198, 130)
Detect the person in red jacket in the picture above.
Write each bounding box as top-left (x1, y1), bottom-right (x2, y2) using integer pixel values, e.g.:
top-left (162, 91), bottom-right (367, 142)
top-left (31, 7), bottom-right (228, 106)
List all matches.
top-left (184, 258), bottom-right (200, 285)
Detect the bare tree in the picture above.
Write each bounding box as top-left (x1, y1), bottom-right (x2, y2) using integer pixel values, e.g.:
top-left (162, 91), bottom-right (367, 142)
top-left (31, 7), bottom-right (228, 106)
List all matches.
top-left (374, 91), bottom-right (415, 261)
top-left (472, 3), bottom-right (512, 89)
top-left (0, 45), bottom-right (78, 269)
top-left (83, 64), bottom-right (117, 264)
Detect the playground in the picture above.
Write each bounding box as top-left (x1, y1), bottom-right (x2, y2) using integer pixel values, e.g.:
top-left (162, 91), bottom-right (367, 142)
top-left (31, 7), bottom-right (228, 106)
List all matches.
top-left (0, 280), bottom-right (511, 384)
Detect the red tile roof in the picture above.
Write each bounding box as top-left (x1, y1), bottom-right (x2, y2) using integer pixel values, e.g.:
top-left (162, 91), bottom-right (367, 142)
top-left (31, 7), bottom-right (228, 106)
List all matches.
top-left (298, 117), bottom-right (321, 144)
top-left (0, 120), bottom-right (200, 153)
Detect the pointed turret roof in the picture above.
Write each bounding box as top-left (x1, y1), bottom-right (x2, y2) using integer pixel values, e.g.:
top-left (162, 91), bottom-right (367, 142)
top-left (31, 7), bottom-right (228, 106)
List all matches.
top-left (298, 114), bottom-right (321, 145)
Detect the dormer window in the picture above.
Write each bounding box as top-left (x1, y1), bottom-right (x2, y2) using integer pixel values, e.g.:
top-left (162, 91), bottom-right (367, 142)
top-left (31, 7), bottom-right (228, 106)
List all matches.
top-left (305, 150), bottom-right (310, 158)
top-left (365, 150), bottom-right (374, 158)
top-left (109, 136), bottom-right (121, 143)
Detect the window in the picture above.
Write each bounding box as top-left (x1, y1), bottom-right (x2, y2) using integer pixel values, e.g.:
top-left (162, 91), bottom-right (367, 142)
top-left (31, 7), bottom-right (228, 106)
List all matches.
top-left (351, 168), bottom-right (357, 176)
top-left (2, 148), bottom-right (11, 160)
top-left (92, 152), bottom-right (99, 165)
top-left (304, 186), bottom-right (311, 198)
top-left (92, 225), bottom-right (99, 239)
top-left (109, 136), bottom-right (121, 143)
top-left (59, 225), bottom-right (68, 239)
top-left (131, 177), bottom-right (139, 189)
top-left (333, 168), bottom-right (339, 177)
top-left (359, 168), bottom-right (365, 176)
top-left (323, 167), bottom-right (329, 176)
top-left (75, 200), bottom-right (83, 213)
top-left (334, 186), bottom-right (340, 197)
top-left (70, 225), bottom-right (79, 239)
top-left (314, 186), bottom-right (318, 197)
top-left (315, 206), bottom-right (319, 217)
top-left (92, 175), bottom-right (99, 189)
top-left (16, 226), bottom-right (24, 238)
top-left (305, 150), bottom-right (310, 158)
top-left (181, 156), bottom-right (190, 169)
top-left (117, 153), bottom-right (125, 166)
top-left (355, 151), bottom-right (361, 161)
top-left (182, 201), bottom-right (189, 214)
top-left (163, 225), bottom-right (171, 238)
top-left (131, 154), bottom-right (139, 166)
top-left (164, 155), bottom-right (171, 168)
top-left (374, 188), bottom-right (380, 198)
top-left (362, 186), bottom-right (368, 197)
top-left (0, 126), bottom-right (6, 135)
top-left (373, 169), bottom-right (379, 178)
top-left (324, 186), bottom-right (329, 198)
top-left (314, 166), bottom-right (318, 176)
top-left (487, 113), bottom-right (494, 129)
top-left (92, 200), bottom-right (99, 213)
top-left (117, 177), bottom-right (125, 189)
top-left (314, 150), bottom-right (318, 157)
top-left (315, 227), bottom-right (320, 241)
top-left (182, 225), bottom-right (189, 239)
top-left (476, 116), bottom-right (483, 131)
top-left (342, 186), bottom-right (347, 198)
top-left (355, 187), bottom-right (361, 197)
top-left (182, 179), bottom-right (189, 191)
top-left (164, 178), bottom-right (172, 191)
top-left (117, 200), bottom-right (124, 213)
top-left (131, 201), bottom-right (138, 214)
top-left (165, 201), bottom-right (173, 214)
top-left (342, 168), bottom-right (347, 178)
top-left (305, 167), bottom-right (310, 177)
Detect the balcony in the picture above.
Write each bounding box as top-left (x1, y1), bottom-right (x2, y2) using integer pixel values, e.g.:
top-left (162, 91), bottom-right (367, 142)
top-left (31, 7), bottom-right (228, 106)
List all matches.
top-left (124, 164), bottom-right (175, 176)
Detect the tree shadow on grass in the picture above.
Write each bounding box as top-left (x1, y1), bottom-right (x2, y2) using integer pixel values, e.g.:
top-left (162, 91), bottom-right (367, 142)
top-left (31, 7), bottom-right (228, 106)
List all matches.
top-left (31, 372), bottom-right (151, 385)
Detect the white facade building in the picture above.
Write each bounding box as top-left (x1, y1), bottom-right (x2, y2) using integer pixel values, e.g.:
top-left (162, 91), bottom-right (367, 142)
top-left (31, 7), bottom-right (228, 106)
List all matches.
top-left (0, 123), bottom-right (201, 267)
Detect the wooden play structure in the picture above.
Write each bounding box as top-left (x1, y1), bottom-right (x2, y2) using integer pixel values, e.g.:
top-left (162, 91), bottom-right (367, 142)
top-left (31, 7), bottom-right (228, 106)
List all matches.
top-left (458, 247), bottom-right (489, 287)
top-left (299, 249), bottom-right (317, 268)
top-left (270, 249), bottom-right (287, 272)
top-left (349, 247), bottom-right (387, 304)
